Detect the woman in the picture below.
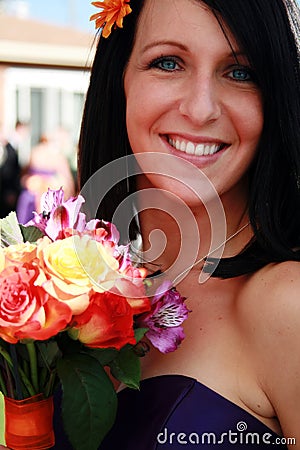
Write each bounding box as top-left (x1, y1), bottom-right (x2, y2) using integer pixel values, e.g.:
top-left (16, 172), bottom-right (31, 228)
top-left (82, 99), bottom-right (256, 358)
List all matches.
top-left (1, 0), bottom-right (297, 449)
top-left (78, 0), bottom-right (300, 448)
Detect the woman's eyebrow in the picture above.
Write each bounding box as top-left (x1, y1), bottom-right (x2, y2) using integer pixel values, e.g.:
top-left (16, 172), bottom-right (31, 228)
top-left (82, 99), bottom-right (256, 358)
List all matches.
top-left (225, 50), bottom-right (247, 59)
top-left (141, 40), bottom-right (188, 52)
top-left (225, 51), bottom-right (250, 64)
top-left (141, 41), bottom-right (247, 59)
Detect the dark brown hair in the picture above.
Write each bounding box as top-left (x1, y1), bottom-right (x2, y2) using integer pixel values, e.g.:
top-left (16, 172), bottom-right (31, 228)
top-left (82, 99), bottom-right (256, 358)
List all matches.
top-left (79, 0), bottom-right (300, 277)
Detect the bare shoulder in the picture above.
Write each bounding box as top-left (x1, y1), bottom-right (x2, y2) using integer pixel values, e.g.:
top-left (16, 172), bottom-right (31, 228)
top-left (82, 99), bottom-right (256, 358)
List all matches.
top-left (238, 260), bottom-right (300, 349)
top-left (240, 260), bottom-right (300, 319)
top-left (238, 261), bottom-right (300, 441)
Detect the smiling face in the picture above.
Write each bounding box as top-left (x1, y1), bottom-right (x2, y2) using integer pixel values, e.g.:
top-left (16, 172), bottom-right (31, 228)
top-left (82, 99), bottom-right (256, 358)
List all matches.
top-left (124, 0), bottom-right (263, 206)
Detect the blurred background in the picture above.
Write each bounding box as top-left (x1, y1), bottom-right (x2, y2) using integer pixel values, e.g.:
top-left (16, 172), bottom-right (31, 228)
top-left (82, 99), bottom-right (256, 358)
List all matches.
top-left (0, 2), bottom-right (97, 440)
top-left (0, 0), bottom-right (97, 219)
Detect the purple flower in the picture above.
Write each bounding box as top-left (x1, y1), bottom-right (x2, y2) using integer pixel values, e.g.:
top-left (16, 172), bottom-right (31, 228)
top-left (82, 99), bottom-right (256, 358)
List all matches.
top-left (85, 219), bottom-right (120, 245)
top-left (41, 187), bottom-right (64, 213)
top-left (27, 188), bottom-right (86, 240)
top-left (136, 281), bottom-right (189, 353)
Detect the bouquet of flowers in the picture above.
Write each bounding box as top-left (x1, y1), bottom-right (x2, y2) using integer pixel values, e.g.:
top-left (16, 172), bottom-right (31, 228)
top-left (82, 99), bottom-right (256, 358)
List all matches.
top-left (0, 188), bottom-right (188, 450)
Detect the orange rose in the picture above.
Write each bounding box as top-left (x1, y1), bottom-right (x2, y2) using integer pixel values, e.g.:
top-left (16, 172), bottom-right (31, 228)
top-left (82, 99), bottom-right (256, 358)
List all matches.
top-left (0, 264), bottom-right (72, 343)
top-left (3, 242), bottom-right (37, 267)
top-left (70, 291), bottom-right (137, 350)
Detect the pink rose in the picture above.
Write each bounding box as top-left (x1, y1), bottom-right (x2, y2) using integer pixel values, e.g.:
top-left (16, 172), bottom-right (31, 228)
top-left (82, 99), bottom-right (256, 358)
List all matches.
top-left (0, 264), bottom-right (72, 343)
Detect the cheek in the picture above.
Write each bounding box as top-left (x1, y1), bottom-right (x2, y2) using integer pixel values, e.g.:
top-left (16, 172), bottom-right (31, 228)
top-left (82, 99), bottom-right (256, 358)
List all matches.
top-left (125, 76), bottom-right (172, 152)
top-left (126, 97), bottom-right (155, 155)
top-left (126, 80), bottom-right (158, 113)
top-left (233, 94), bottom-right (264, 144)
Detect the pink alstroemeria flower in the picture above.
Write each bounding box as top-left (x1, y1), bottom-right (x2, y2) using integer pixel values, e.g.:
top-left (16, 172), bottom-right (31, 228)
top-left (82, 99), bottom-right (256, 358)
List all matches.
top-left (136, 281), bottom-right (189, 353)
top-left (85, 219), bottom-right (120, 245)
top-left (41, 187), bottom-right (64, 213)
top-left (28, 188), bottom-right (86, 240)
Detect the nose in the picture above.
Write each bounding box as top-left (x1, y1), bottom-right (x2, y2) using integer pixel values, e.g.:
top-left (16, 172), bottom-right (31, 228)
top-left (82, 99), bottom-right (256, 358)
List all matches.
top-left (178, 74), bottom-right (221, 125)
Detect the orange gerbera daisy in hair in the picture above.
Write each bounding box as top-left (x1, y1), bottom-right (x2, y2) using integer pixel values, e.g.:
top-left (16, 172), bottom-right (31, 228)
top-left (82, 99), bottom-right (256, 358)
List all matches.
top-left (90, 0), bottom-right (132, 38)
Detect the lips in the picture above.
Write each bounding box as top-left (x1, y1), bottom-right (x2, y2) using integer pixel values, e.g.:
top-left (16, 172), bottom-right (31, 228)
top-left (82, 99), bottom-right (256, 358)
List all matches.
top-left (167, 136), bottom-right (227, 156)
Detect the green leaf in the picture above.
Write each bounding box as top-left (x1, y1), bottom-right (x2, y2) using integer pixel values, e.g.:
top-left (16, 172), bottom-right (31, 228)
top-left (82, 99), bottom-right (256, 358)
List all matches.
top-left (36, 341), bottom-right (61, 369)
top-left (109, 346), bottom-right (141, 390)
top-left (0, 212), bottom-right (24, 247)
top-left (85, 347), bottom-right (118, 366)
top-left (20, 224), bottom-right (44, 243)
top-left (134, 327), bottom-right (148, 343)
top-left (57, 353), bottom-right (117, 450)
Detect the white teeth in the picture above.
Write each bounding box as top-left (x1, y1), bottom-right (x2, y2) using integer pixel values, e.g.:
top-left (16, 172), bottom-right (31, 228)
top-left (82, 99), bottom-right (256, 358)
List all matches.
top-left (180, 141), bottom-right (186, 152)
top-left (168, 137), bottom-right (221, 156)
top-left (186, 142), bottom-right (195, 154)
top-left (204, 145), bottom-right (211, 155)
top-left (195, 144), bottom-right (204, 156)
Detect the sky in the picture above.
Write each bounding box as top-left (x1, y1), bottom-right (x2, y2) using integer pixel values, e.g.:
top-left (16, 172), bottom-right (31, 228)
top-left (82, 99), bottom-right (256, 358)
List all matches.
top-left (18, 0), bottom-right (97, 33)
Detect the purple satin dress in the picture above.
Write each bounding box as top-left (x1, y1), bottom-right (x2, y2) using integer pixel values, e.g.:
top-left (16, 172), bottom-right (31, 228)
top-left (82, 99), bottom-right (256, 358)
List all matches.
top-left (53, 374), bottom-right (288, 449)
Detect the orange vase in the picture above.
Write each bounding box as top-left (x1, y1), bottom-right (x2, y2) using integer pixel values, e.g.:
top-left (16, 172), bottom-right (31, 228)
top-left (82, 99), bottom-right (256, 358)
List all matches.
top-left (4, 393), bottom-right (55, 449)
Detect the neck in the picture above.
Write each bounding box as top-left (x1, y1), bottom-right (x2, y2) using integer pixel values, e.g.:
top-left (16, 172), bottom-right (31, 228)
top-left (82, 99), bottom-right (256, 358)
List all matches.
top-left (136, 175), bottom-right (252, 282)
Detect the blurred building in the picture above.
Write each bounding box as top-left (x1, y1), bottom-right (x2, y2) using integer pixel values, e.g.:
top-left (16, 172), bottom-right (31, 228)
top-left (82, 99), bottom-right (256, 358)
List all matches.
top-left (0, 6), bottom-right (94, 165)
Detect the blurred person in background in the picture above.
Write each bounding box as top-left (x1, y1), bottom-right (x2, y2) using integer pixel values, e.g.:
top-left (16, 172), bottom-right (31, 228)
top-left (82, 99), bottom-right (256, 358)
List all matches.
top-left (8, 121), bottom-right (30, 162)
top-left (51, 126), bottom-right (79, 192)
top-left (16, 132), bottom-right (75, 224)
top-left (0, 124), bottom-right (21, 218)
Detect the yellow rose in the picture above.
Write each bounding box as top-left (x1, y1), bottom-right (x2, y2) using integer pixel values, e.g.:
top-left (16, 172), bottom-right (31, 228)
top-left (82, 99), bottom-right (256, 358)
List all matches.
top-left (37, 235), bottom-right (119, 314)
top-left (4, 242), bottom-right (37, 266)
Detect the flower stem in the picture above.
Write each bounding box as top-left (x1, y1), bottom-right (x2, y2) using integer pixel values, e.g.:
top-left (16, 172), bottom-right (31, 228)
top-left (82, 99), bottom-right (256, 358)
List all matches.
top-left (0, 344), bottom-right (36, 397)
top-left (39, 367), bottom-right (48, 392)
top-left (0, 370), bottom-right (7, 397)
top-left (4, 360), bottom-right (14, 399)
top-left (17, 366), bottom-right (36, 397)
top-left (23, 359), bottom-right (30, 378)
top-left (44, 370), bottom-right (56, 398)
top-left (9, 345), bottom-right (23, 400)
top-left (0, 345), bottom-right (14, 368)
top-left (26, 342), bottom-right (39, 394)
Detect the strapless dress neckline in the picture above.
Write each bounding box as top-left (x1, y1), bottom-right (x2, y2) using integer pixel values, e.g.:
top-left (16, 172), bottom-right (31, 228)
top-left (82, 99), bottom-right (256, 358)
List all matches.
top-left (53, 374), bottom-right (288, 449)
top-left (99, 374), bottom-right (287, 449)
top-left (138, 373), bottom-right (279, 433)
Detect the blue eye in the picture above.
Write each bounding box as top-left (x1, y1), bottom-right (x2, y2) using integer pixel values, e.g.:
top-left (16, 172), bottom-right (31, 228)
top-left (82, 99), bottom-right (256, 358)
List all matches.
top-left (150, 56), bottom-right (180, 72)
top-left (229, 67), bottom-right (252, 82)
top-left (160, 59), bottom-right (177, 70)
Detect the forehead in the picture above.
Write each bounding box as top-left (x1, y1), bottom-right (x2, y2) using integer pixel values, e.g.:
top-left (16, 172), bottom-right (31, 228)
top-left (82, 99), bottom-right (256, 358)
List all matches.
top-left (134, 0), bottom-right (239, 53)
